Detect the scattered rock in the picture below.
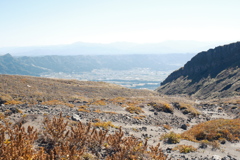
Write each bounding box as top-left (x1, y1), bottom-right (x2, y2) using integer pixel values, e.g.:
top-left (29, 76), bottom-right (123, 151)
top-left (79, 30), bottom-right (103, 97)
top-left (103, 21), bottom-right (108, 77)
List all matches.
top-left (180, 124), bottom-right (188, 130)
top-left (212, 155), bottom-right (221, 160)
top-left (72, 114), bottom-right (81, 121)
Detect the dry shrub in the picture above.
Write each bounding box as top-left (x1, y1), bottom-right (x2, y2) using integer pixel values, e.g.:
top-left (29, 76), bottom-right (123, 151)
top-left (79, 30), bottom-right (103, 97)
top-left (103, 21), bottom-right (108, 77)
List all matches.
top-left (126, 106), bottom-right (144, 114)
top-left (181, 119), bottom-right (240, 142)
top-left (0, 93), bottom-right (12, 104)
top-left (211, 140), bottom-right (221, 150)
top-left (106, 130), bottom-right (167, 160)
top-left (148, 102), bottom-right (173, 114)
top-left (0, 122), bottom-right (47, 159)
top-left (0, 113), bottom-right (168, 159)
top-left (160, 131), bottom-right (181, 144)
top-left (93, 121), bottom-right (117, 129)
top-left (174, 102), bottom-right (200, 116)
top-left (173, 145), bottom-right (197, 153)
top-left (0, 113), bottom-right (5, 120)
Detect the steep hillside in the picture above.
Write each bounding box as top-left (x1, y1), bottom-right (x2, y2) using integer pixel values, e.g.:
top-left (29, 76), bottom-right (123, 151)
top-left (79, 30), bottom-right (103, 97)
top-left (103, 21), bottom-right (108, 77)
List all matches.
top-left (156, 41), bottom-right (240, 99)
top-left (0, 53), bottom-right (47, 76)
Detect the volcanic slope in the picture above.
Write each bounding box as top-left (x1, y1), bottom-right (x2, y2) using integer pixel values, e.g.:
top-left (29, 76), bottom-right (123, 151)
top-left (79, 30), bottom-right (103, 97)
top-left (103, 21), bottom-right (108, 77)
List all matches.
top-left (156, 41), bottom-right (240, 99)
top-left (1, 75), bottom-right (240, 159)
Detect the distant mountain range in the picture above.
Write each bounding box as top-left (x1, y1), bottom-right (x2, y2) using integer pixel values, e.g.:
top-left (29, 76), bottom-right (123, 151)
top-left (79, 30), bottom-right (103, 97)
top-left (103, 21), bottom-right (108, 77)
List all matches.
top-left (0, 53), bottom-right (195, 76)
top-left (0, 40), bottom-right (229, 56)
top-left (156, 41), bottom-right (240, 99)
top-left (0, 53), bottom-right (47, 76)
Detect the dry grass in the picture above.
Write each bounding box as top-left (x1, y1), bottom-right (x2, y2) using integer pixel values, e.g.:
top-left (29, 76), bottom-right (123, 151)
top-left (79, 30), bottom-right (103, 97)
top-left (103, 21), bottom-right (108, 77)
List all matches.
top-left (133, 115), bottom-right (146, 120)
top-left (163, 124), bottom-right (172, 130)
top-left (174, 102), bottom-right (200, 116)
top-left (42, 100), bottom-right (75, 108)
top-left (126, 106), bottom-right (144, 114)
top-left (4, 100), bottom-right (24, 105)
top-left (93, 109), bottom-right (103, 113)
top-left (173, 145), bottom-right (197, 153)
top-left (181, 119), bottom-right (240, 142)
top-left (104, 111), bottom-right (117, 114)
top-left (160, 131), bottom-right (181, 144)
top-left (148, 102), bottom-right (173, 113)
top-left (77, 108), bottom-right (90, 113)
top-left (92, 121), bottom-right (117, 129)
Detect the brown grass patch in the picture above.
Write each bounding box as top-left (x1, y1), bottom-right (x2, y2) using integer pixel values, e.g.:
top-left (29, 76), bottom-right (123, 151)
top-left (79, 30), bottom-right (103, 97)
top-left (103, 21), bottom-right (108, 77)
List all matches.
top-left (181, 119), bottom-right (240, 142)
top-left (42, 100), bottom-right (74, 108)
top-left (173, 145), bottom-right (197, 153)
top-left (126, 106), bottom-right (144, 114)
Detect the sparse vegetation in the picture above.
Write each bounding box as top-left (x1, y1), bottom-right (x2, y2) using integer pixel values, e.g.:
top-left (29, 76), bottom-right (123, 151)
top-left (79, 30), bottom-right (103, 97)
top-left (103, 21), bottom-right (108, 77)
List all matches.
top-left (181, 119), bottom-right (240, 142)
top-left (104, 111), bottom-right (117, 114)
top-left (174, 102), bottom-right (200, 116)
top-left (91, 99), bottom-right (107, 106)
top-left (173, 145), bottom-right (197, 153)
top-left (77, 105), bottom-right (90, 112)
top-left (0, 93), bottom-right (13, 104)
top-left (126, 106), bottom-right (144, 114)
top-left (4, 100), bottom-right (24, 105)
top-left (0, 114), bottom-right (168, 159)
top-left (160, 131), bottom-right (181, 144)
top-left (0, 75), bottom-right (157, 105)
top-left (133, 115), bottom-right (146, 120)
top-left (163, 124), bottom-right (172, 130)
top-left (42, 100), bottom-right (74, 108)
top-left (92, 121), bottom-right (117, 129)
top-left (93, 109), bottom-right (103, 113)
top-left (78, 108), bottom-right (90, 113)
top-left (148, 102), bottom-right (173, 113)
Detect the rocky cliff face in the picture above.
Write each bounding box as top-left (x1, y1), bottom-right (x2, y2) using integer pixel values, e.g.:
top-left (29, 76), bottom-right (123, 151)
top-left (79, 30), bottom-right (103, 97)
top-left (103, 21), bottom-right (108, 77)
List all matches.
top-left (156, 42), bottom-right (240, 99)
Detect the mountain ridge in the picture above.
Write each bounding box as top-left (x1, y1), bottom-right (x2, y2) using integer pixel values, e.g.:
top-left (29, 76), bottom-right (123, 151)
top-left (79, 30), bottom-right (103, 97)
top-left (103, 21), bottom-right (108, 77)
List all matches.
top-left (0, 40), bottom-right (228, 56)
top-left (157, 41), bottom-right (240, 99)
top-left (0, 53), bottom-right (195, 75)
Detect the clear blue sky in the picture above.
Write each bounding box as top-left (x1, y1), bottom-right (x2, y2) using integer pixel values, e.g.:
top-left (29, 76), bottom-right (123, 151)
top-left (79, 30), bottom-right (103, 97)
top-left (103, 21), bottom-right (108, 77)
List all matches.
top-left (0, 0), bottom-right (239, 47)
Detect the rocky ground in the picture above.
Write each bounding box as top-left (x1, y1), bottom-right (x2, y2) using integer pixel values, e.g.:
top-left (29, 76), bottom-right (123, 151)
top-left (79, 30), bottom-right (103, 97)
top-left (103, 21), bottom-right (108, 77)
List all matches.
top-left (1, 99), bottom-right (239, 160)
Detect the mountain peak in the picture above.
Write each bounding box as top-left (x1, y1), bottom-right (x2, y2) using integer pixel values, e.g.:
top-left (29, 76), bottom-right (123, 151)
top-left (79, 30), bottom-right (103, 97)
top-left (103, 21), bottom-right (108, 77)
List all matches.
top-left (2, 53), bottom-right (13, 59)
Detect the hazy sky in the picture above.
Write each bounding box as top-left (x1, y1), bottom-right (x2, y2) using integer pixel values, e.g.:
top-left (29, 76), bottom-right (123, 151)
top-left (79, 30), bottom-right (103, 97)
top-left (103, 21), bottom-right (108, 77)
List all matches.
top-left (0, 0), bottom-right (239, 47)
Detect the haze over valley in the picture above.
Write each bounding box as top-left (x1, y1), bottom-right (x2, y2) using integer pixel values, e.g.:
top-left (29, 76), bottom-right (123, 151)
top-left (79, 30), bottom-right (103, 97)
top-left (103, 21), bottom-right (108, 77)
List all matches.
top-left (0, 52), bottom-right (195, 90)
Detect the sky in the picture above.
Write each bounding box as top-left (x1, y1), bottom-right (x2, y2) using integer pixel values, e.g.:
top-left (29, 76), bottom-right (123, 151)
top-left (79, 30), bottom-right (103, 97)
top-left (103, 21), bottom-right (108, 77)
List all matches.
top-left (0, 0), bottom-right (240, 48)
